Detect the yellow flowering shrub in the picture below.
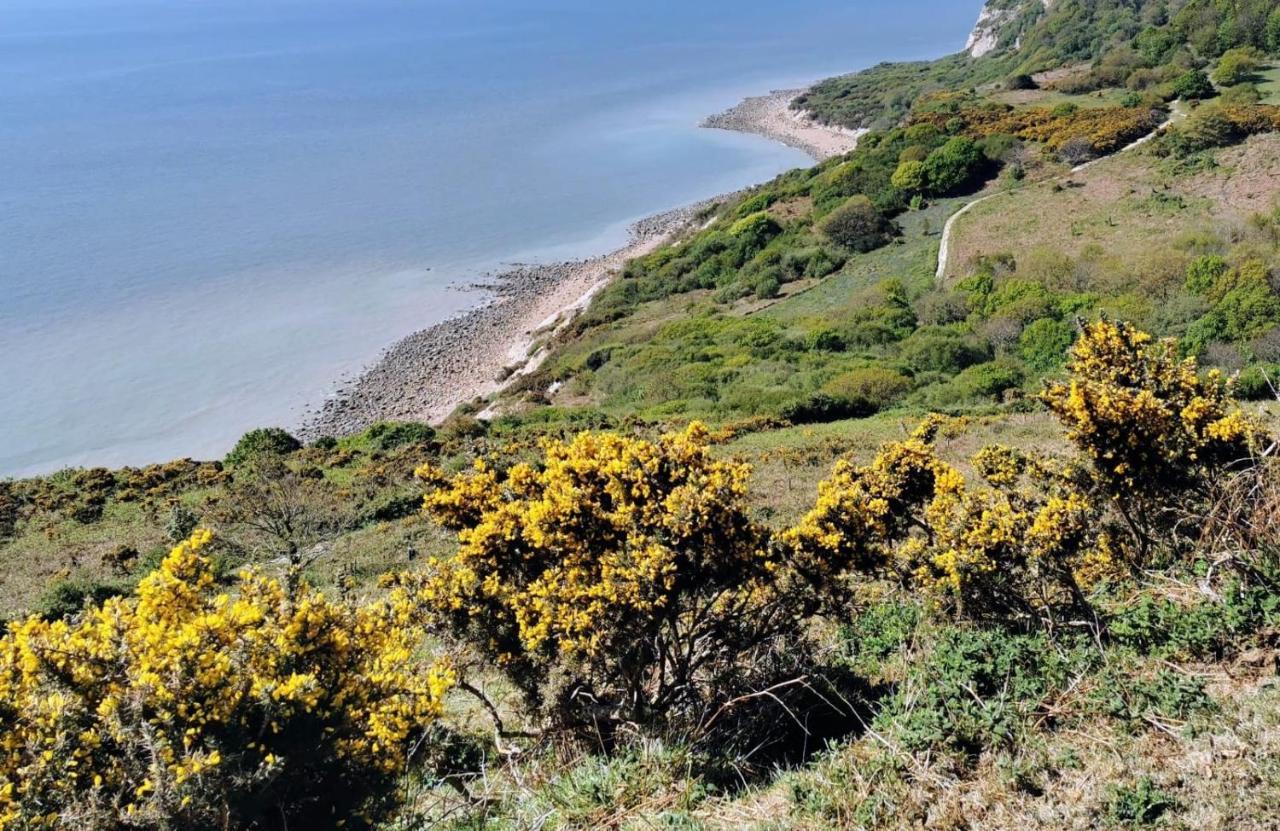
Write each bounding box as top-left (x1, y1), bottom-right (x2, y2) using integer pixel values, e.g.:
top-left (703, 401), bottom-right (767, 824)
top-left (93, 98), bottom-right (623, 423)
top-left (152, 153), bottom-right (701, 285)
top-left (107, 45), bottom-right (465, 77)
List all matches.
top-left (413, 424), bottom-right (807, 731)
top-left (785, 416), bottom-right (957, 579)
top-left (1043, 319), bottom-right (1262, 489)
top-left (913, 467), bottom-right (1116, 617)
top-left (788, 417), bottom-right (1111, 620)
top-left (0, 531), bottom-right (454, 831)
top-left (1041, 319), bottom-right (1267, 549)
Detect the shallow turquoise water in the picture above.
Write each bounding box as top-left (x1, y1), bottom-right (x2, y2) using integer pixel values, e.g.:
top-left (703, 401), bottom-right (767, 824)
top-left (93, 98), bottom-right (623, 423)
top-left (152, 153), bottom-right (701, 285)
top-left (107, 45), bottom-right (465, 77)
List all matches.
top-left (0, 0), bottom-right (977, 475)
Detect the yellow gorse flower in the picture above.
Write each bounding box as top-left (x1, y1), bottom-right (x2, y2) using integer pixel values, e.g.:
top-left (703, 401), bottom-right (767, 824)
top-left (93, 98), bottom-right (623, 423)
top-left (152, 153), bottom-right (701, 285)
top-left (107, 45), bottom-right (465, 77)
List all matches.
top-left (0, 531), bottom-right (453, 830)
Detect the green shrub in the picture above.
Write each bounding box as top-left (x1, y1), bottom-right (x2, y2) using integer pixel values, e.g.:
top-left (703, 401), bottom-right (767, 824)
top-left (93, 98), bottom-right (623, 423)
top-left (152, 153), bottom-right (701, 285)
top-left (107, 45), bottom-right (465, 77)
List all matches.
top-left (363, 421), bottom-right (436, 451)
top-left (952, 360), bottom-right (1026, 398)
top-left (1172, 69), bottom-right (1215, 100)
top-left (1212, 47), bottom-right (1260, 87)
top-left (754, 274), bottom-right (782, 299)
top-left (890, 160), bottom-right (927, 193)
top-left (1006, 73), bottom-right (1037, 91)
top-left (805, 328), bottom-right (846, 352)
top-left (818, 196), bottom-right (895, 253)
top-left (1236, 364), bottom-right (1280, 400)
top-left (780, 393), bottom-right (874, 425)
top-left (899, 328), bottom-right (989, 374)
top-left (37, 577), bottom-right (129, 621)
top-left (1019, 318), bottom-right (1076, 371)
top-left (1185, 254), bottom-right (1229, 294)
top-left (225, 427), bottom-right (302, 465)
top-left (821, 367), bottom-right (914, 412)
top-left (921, 136), bottom-right (987, 195)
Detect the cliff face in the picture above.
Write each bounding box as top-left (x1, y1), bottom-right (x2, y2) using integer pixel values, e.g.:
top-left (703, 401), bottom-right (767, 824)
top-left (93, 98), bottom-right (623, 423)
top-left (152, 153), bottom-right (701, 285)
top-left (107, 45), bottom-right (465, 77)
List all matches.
top-left (964, 0), bottom-right (1049, 58)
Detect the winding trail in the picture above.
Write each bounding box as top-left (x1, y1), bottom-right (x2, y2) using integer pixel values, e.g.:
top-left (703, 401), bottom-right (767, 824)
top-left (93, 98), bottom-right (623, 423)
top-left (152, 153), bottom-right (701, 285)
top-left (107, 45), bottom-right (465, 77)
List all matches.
top-left (934, 104), bottom-right (1183, 282)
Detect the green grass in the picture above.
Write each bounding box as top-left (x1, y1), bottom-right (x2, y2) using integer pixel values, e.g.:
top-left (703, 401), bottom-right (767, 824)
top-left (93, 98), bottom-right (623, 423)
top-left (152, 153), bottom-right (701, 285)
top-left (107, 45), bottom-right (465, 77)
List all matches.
top-left (1255, 64), bottom-right (1280, 104)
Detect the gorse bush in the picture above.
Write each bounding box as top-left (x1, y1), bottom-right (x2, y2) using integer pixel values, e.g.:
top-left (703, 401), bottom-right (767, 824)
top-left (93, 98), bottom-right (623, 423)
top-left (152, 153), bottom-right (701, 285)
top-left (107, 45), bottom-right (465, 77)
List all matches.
top-left (0, 531), bottom-right (454, 831)
top-left (411, 424), bottom-right (818, 736)
top-left (1041, 318), bottom-right (1266, 549)
top-left (786, 417), bottom-right (1114, 622)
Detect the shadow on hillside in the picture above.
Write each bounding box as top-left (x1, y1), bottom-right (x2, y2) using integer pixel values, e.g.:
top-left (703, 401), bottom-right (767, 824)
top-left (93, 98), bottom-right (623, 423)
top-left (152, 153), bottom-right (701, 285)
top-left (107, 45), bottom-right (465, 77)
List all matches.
top-left (694, 665), bottom-right (892, 793)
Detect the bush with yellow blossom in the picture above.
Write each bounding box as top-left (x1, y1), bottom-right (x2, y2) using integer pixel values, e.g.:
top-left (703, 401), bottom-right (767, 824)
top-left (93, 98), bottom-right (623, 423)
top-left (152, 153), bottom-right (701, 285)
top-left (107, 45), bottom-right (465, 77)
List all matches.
top-left (1041, 318), bottom-right (1267, 551)
top-left (412, 423), bottom-right (814, 735)
top-left (0, 531), bottom-right (454, 831)
top-left (788, 418), bottom-right (1114, 621)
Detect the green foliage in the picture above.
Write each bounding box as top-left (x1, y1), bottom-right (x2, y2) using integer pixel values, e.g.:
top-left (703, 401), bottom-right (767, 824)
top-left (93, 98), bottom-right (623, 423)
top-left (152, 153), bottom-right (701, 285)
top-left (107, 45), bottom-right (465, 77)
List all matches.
top-left (951, 359), bottom-right (1026, 398)
top-left (1185, 259), bottom-right (1280, 352)
top-left (1235, 363), bottom-right (1280, 400)
top-left (1105, 777), bottom-right (1180, 828)
top-left (362, 421), bottom-right (436, 451)
top-left (37, 577), bottom-right (129, 621)
top-left (839, 599), bottom-right (921, 677)
top-left (818, 196), bottom-right (896, 253)
top-left (820, 367), bottom-right (915, 412)
top-left (1019, 318), bottom-right (1076, 371)
top-left (1212, 47), bottom-right (1261, 87)
top-left (1105, 580), bottom-right (1280, 660)
top-left (225, 427), bottom-right (302, 466)
top-left (1173, 69), bottom-right (1216, 100)
top-left (921, 136), bottom-right (987, 196)
top-left (1006, 73), bottom-right (1037, 91)
top-left (1089, 665), bottom-right (1216, 731)
top-left (1185, 254), bottom-right (1229, 294)
top-left (890, 160), bottom-right (927, 193)
top-left (781, 393), bottom-right (873, 425)
top-left (795, 54), bottom-right (1011, 132)
top-left (876, 627), bottom-right (1088, 757)
top-left (899, 327), bottom-right (989, 374)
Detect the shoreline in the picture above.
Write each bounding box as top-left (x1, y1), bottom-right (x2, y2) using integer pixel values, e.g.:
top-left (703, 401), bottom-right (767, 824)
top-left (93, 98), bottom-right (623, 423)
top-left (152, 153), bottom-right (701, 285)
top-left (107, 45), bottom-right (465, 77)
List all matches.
top-left (304, 90), bottom-right (860, 438)
top-left (702, 88), bottom-right (864, 163)
top-left (302, 199), bottom-right (724, 438)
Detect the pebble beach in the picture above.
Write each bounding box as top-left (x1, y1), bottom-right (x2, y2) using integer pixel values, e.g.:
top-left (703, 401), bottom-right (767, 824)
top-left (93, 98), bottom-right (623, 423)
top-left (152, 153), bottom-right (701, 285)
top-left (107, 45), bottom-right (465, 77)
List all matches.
top-left (305, 92), bottom-right (861, 438)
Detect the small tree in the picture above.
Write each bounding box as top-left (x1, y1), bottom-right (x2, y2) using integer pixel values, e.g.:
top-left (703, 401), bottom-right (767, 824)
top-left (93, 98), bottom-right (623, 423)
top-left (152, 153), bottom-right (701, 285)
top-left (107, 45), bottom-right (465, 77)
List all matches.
top-left (890, 159), bottom-right (928, 194)
top-left (922, 136), bottom-right (986, 195)
top-left (212, 454), bottom-right (350, 587)
top-left (1172, 69), bottom-right (1215, 100)
top-left (1018, 317), bottom-right (1075, 372)
top-left (819, 195), bottom-right (895, 253)
top-left (1212, 48), bottom-right (1259, 87)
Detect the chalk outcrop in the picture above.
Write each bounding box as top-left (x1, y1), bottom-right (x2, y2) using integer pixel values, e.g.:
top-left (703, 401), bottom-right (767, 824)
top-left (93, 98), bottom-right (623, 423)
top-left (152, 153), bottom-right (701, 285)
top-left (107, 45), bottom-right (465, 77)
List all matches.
top-left (965, 0), bottom-right (1049, 58)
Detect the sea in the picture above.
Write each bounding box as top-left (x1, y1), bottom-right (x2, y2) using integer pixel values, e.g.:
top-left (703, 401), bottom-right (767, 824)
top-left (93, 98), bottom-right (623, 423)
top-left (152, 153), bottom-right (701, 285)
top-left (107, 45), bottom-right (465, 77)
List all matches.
top-left (0, 0), bottom-right (978, 476)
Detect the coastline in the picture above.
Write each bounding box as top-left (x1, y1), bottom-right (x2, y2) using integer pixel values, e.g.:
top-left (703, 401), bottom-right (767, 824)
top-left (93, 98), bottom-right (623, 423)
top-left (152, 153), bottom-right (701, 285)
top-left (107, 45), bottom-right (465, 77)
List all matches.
top-left (702, 88), bottom-right (865, 162)
top-left (304, 90), bottom-right (860, 438)
top-left (303, 200), bottom-right (721, 438)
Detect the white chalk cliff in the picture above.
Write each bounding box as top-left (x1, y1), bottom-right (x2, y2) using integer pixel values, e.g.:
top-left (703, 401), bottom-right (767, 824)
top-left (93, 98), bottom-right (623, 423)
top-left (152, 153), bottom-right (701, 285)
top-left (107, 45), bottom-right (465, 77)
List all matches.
top-left (965, 0), bottom-right (1050, 58)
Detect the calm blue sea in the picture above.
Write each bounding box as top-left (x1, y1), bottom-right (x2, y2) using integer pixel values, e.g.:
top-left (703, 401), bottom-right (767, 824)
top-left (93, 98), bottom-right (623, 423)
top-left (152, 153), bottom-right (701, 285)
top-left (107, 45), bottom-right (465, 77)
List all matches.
top-left (0, 0), bottom-right (977, 476)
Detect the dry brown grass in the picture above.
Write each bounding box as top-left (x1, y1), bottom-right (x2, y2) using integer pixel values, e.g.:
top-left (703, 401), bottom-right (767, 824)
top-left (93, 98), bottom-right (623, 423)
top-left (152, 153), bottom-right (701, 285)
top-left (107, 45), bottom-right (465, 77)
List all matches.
top-left (943, 134), bottom-right (1280, 282)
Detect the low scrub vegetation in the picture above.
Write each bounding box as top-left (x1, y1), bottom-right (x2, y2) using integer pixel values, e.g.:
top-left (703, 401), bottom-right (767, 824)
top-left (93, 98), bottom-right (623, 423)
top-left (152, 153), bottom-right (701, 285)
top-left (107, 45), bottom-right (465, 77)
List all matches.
top-left (3, 322), bottom-right (1278, 828)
